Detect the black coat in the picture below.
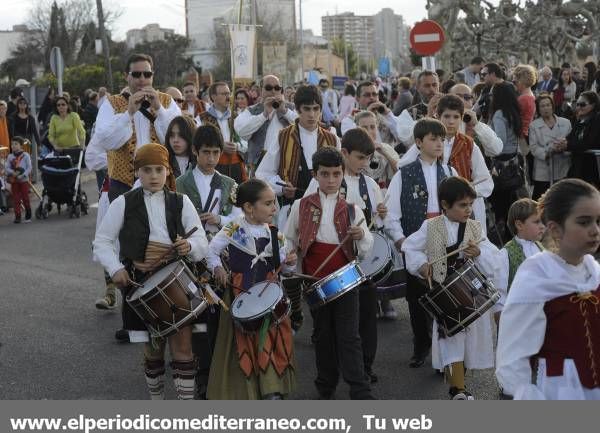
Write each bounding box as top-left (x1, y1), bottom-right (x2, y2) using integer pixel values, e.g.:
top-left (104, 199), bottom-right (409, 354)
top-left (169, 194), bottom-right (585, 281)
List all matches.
top-left (566, 112), bottom-right (600, 185)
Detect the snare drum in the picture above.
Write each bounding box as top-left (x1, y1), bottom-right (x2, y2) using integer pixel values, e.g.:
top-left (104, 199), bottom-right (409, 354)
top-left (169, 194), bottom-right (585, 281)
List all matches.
top-left (303, 260), bottom-right (367, 309)
top-left (127, 260), bottom-right (208, 338)
top-left (230, 281), bottom-right (290, 333)
top-left (418, 259), bottom-right (499, 337)
top-left (358, 232), bottom-right (393, 285)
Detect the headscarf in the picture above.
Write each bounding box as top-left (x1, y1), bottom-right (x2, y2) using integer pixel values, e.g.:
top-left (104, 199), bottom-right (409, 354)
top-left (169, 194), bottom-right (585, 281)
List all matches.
top-left (134, 143), bottom-right (176, 191)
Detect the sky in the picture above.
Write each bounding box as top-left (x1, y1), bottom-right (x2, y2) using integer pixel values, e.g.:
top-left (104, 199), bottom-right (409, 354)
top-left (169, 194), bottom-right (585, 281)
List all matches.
top-left (0, 0), bottom-right (430, 40)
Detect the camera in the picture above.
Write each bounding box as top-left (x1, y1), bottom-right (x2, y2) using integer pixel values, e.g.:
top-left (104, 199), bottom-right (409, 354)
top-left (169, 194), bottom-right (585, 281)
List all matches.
top-left (376, 106), bottom-right (386, 114)
top-left (272, 101), bottom-right (280, 109)
top-left (463, 113), bottom-right (472, 123)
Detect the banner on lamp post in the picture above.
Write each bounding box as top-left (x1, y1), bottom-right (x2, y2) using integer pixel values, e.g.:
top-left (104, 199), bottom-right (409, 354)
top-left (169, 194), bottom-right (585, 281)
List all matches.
top-left (229, 24), bottom-right (256, 80)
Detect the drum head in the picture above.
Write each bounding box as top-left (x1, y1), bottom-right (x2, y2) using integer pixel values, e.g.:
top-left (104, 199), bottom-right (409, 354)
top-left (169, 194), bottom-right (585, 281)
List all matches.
top-left (359, 232), bottom-right (391, 276)
top-left (128, 261), bottom-right (181, 300)
top-left (231, 281), bottom-right (283, 320)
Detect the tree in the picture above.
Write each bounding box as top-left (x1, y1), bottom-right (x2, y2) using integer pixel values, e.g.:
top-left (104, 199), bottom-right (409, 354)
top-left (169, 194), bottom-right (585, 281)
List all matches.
top-left (331, 39), bottom-right (359, 78)
top-left (36, 63), bottom-right (106, 97)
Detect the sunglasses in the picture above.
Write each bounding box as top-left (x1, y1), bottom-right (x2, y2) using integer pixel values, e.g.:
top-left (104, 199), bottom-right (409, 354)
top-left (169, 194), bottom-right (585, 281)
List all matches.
top-left (263, 84), bottom-right (282, 92)
top-left (480, 72), bottom-right (488, 77)
top-left (459, 94), bottom-right (474, 100)
top-left (174, 98), bottom-right (184, 104)
top-left (576, 102), bottom-right (589, 108)
top-left (129, 71), bottom-right (153, 78)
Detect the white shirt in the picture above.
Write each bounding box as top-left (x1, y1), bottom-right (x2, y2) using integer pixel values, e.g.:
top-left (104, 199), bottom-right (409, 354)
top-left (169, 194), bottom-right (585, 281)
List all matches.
top-left (84, 132), bottom-right (108, 171)
top-left (235, 106), bottom-right (298, 154)
top-left (494, 236), bottom-right (543, 311)
top-left (196, 109), bottom-right (248, 153)
top-left (94, 96), bottom-right (180, 151)
top-left (175, 155), bottom-right (190, 175)
top-left (304, 172), bottom-right (384, 227)
top-left (92, 189), bottom-right (209, 277)
top-left (284, 190), bottom-right (373, 262)
top-left (401, 215), bottom-right (499, 280)
top-left (191, 167), bottom-right (242, 232)
top-left (384, 159), bottom-right (456, 242)
top-left (496, 252), bottom-right (600, 400)
top-left (341, 110), bottom-right (402, 143)
top-left (206, 215), bottom-right (292, 273)
top-left (398, 135), bottom-right (493, 234)
top-left (255, 124), bottom-right (341, 195)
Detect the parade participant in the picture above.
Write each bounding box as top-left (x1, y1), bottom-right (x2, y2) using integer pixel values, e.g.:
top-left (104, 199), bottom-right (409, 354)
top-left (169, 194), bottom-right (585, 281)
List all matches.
top-left (398, 95), bottom-right (493, 234)
top-left (255, 84), bottom-right (339, 229)
top-left (206, 179), bottom-right (297, 399)
top-left (493, 198), bottom-right (545, 321)
top-left (94, 53), bottom-right (181, 202)
top-left (304, 128), bottom-right (387, 381)
top-left (234, 75), bottom-right (297, 171)
top-left (496, 179), bottom-right (600, 400)
top-left (341, 81), bottom-right (403, 145)
top-left (197, 81), bottom-right (248, 184)
top-left (165, 116), bottom-right (196, 178)
top-left (165, 87), bottom-right (185, 110)
top-left (0, 100), bottom-right (10, 149)
top-left (402, 176), bottom-right (499, 399)
top-left (93, 143), bottom-right (209, 399)
top-left (284, 146), bottom-right (374, 400)
top-left (175, 124), bottom-right (241, 398)
top-left (4, 136), bottom-right (32, 223)
top-left (385, 119), bottom-right (457, 367)
top-left (181, 81), bottom-right (207, 118)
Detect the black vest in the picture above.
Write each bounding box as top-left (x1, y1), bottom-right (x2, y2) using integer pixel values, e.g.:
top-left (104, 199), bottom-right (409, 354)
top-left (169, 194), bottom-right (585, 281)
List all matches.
top-left (119, 188), bottom-right (185, 261)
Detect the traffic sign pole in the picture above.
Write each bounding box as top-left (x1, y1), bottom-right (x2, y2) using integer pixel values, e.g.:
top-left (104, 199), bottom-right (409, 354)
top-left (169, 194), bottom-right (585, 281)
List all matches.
top-left (422, 56), bottom-right (436, 72)
top-left (410, 20), bottom-right (445, 71)
top-left (49, 47), bottom-right (65, 96)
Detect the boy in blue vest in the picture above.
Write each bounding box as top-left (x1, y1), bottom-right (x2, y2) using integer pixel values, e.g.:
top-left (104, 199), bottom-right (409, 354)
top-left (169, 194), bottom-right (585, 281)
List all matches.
top-left (304, 128), bottom-right (387, 383)
top-left (176, 124), bottom-right (242, 398)
top-left (93, 143), bottom-right (209, 399)
top-left (284, 146), bottom-right (374, 399)
top-left (384, 118), bottom-right (457, 367)
top-left (493, 198), bottom-right (545, 323)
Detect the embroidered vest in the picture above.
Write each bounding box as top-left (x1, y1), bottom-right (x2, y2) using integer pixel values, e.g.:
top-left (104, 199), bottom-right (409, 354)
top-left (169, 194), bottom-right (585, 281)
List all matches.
top-left (119, 188), bottom-right (185, 261)
top-left (425, 216), bottom-right (481, 284)
top-left (182, 99), bottom-right (206, 117)
top-left (175, 170), bottom-right (236, 216)
top-left (106, 92), bottom-right (172, 187)
top-left (504, 238), bottom-right (544, 289)
top-left (400, 159), bottom-right (449, 237)
top-left (536, 288), bottom-right (600, 389)
top-left (298, 193), bottom-right (355, 261)
top-left (277, 122), bottom-right (337, 186)
top-left (449, 132), bottom-right (474, 181)
top-left (246, 102), bottom-right (295, 166)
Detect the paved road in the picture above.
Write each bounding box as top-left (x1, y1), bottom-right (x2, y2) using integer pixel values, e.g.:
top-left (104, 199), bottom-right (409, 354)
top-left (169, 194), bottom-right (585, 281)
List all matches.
top-left (0, 174), bottom-right (499, 400)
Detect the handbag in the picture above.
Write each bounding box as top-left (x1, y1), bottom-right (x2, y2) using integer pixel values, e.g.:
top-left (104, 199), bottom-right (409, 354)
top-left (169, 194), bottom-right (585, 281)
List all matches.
top-left (491, 154), bottom-right (524, 191)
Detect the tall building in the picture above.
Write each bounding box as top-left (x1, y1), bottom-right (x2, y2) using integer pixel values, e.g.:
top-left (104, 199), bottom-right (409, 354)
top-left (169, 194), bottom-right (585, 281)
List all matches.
top-left (125, 24), bottom-right (175, 49)
top-left (321, 12), bottom-right (374, 63)
top-left (185, 0), bottom-right (296, 71)
top-left (373, 8), bottom-right (410, 69)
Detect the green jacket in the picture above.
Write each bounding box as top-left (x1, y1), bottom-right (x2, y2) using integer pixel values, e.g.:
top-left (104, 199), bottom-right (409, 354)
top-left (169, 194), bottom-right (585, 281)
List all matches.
top-left (175, 169), bottom-right (236, 216)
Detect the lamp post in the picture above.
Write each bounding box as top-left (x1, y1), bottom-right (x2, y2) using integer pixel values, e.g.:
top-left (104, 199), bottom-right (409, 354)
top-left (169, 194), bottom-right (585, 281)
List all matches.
top-left (299, 0), bottom-right (305, 81)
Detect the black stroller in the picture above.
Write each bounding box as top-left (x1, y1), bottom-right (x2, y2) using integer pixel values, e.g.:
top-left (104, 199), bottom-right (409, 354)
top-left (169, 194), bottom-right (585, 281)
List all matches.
top-left (36, 148), bottom-right (88, 219)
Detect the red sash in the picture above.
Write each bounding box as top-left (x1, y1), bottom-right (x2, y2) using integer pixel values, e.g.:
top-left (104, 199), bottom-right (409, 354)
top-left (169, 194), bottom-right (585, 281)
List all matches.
top-left (303, 242), bottom-right (349, 279)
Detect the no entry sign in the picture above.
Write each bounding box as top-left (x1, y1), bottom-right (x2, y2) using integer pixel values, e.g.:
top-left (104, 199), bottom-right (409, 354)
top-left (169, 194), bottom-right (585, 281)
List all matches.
top-left (409, 20), bottom-right (445, 56)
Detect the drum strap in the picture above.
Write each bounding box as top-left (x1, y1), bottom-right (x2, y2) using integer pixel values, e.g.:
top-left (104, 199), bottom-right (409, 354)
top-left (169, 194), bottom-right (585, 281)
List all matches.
top-left (201, 173), bottom-right (220, 213)
top-left (269, 225), bottom-right (281, 270)
top-left (445, 222), bottom-right (466, 271)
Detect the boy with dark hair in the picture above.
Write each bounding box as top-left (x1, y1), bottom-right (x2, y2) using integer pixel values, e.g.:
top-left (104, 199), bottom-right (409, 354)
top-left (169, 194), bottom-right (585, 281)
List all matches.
top-left (176, 124), bottom-right (242, 398)
top-left (93, 143), bottom-right (209, 399)
top-left (285, 146), bottom-right (374, 399)
top-left (304, 128), bottom-right (387, 382)
top-left (256, 84), bottom-right (339, 229)
top-left (384, 118), bottom-right (457, 367)
top-left (402, 176), bottom-right (499, 400)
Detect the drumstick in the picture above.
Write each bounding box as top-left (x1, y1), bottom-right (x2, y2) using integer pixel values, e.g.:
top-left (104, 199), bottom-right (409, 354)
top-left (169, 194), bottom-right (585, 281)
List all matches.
top-left (276, 181), bottom-right (305, 193)
top-left (28, 180), bottom-right (43, 200)
top-left (258, 264), bottom-right (283, 297)
top-left (290, 272), bottom-right (319, 281)
top-left (471, 178), bottom-right (487, 188)
top-left (427, 238), bottom-right (484, 266)
top-left (367, 194), bottom-right (390, 230)
top-left (147, 226), bottom-right (199, 270)
top-left (208, 197), bottom-right (219, 213)
top-left (312, 217), bottom-right (365, 277)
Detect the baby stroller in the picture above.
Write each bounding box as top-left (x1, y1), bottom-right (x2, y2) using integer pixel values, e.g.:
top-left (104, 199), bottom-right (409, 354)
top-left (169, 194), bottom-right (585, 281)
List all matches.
top-left (36, 148), bottom-right (88, 219)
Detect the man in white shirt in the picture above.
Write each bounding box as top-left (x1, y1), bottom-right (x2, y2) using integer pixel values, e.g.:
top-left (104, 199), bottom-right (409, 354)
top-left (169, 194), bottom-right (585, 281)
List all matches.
top-left (234, 75), bottom-right (297, 171)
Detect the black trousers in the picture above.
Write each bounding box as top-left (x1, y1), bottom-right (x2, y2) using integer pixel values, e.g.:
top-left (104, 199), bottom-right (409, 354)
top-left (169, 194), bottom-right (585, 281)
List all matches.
top-left (358, 282), bottom-right (378, 374)
top-left (192, 307), bottom-right (220, 395)
top-left (313, 289), bottom-right (373, 399)
top-left (405, 273), bottom-right (432, 356)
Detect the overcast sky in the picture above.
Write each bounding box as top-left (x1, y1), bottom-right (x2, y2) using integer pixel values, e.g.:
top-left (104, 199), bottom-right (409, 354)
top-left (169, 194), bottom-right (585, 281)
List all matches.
top-left (0, 0), bottom-right (431, 40)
